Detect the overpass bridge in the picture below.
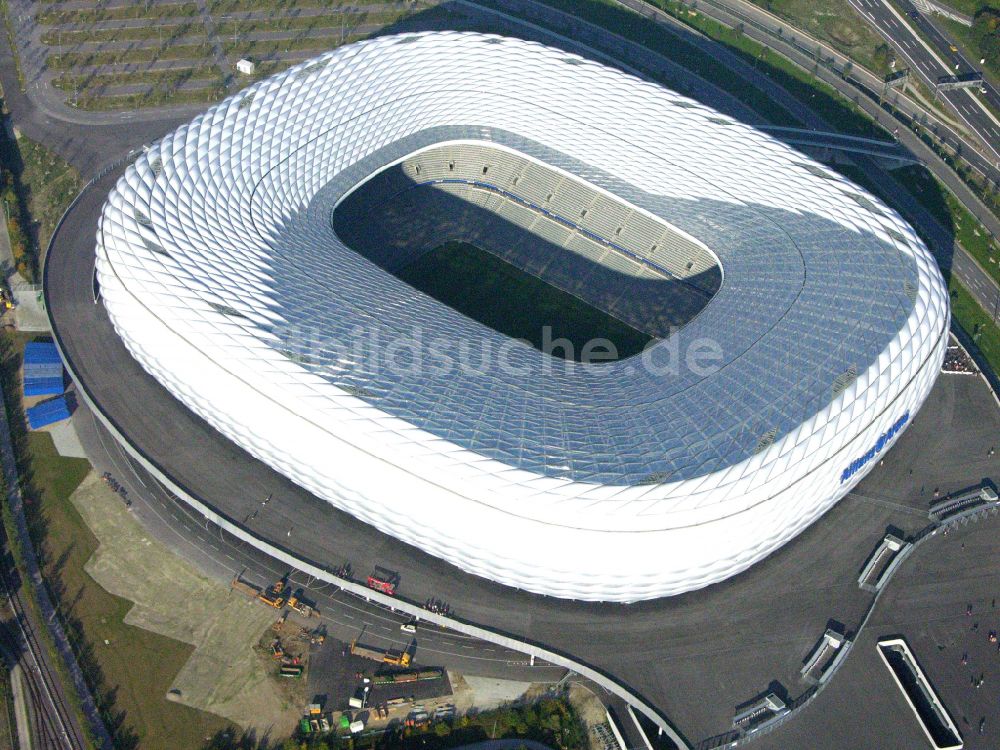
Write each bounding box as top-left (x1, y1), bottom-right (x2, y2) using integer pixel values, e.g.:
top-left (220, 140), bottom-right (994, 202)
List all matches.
top-left (760, 126), bottom-right (921, 165)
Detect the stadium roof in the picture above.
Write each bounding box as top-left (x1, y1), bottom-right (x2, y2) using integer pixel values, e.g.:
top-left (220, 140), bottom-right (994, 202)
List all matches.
top-left (96, 32), bottom-right (947, 598)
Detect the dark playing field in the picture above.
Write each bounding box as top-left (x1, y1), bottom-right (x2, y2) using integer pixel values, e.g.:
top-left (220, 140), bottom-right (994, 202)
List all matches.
top-left (396, 241), bottom-right (653, 361)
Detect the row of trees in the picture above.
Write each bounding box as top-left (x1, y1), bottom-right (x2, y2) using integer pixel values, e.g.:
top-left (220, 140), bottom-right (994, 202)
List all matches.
top-left (202, 696), bottom-right (587, 750)
top-left (972, 7), bottom-right (999, 76)
top-left (0, 169), bottom-right (36, 281)
top-left (0, 107), bottom-right (40, 283)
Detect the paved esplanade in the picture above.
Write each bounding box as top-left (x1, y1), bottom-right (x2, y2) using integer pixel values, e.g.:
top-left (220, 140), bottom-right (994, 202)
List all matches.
top-left (48, 173), bottom-right (1000, 742)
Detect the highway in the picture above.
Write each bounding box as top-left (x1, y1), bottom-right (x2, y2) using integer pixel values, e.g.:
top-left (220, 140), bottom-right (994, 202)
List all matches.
top-left (846, 0), bottom-right (1000, 156)
top-left (638, 0), bottom-right (1000, 207)
top-left (906, 1), bottom-right (1000, 111)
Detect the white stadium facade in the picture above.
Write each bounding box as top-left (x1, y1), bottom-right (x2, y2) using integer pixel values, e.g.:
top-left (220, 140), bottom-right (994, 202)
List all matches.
top-left (96, 32), bottom-right (949, 602)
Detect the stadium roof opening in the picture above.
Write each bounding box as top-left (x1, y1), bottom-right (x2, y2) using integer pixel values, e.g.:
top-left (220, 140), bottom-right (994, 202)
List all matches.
top-left (331, 142), bottom-right (722, 361)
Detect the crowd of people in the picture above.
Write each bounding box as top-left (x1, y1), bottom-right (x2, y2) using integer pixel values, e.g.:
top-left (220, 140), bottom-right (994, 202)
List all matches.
top-left (100, 471), bottom-right (132, 508)
top-left (942, 346), bottom-right (978, 374)
top-left (423, 598), bottom-right (451, 615)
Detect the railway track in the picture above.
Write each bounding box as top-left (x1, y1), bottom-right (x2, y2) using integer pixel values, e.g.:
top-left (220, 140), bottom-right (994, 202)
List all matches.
top-left (0, 567), bottom-right (86, 750)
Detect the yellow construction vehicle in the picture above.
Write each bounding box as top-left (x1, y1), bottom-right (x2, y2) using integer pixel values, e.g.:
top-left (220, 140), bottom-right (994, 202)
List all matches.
top-left (287, 591), bottom-right (316, 617)
top-left (258, 579), bottom-right (287, 608)
top-left (350, 638), bottom-right (412, 667)
top-left (384, 649), bottom-right (412, 667)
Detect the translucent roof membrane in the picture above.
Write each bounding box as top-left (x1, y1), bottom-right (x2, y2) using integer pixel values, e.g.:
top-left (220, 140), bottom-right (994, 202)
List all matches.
top-left (96, 33), bottom-right (948, 600)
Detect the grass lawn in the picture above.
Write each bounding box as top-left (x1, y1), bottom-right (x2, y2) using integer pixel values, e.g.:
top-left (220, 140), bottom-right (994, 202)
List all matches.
top-left (40, 21), bottom-right (204, 46)
top-left (48, 44), bottom-right (213, 71)
top-left (950, 279), bottom-right (1000, 374)
top-left (745, 0), bottom-right (895, 75)
top-left (35, 3), bottom-right (199, 25)
top-left (221, 33), bottom-right (366, 57)
top-left (889, 164), bottom-right (1000, 286)
top-left (53, 66), bottom-right (224, 94)
top-left (28, 430), bottom-right (231, 750)
top-left (74, 85), bottom-right (227, 112)
top-left (0, 332), bottom-right (230, 750)
top-left (15, 135), bottom-right (82, 262)
top-left (397, 241), bottom-right (653, 360)
top-left (214, 8), bottom-right (414, 36)
top-left (925, 0), bottom-right (988, 15)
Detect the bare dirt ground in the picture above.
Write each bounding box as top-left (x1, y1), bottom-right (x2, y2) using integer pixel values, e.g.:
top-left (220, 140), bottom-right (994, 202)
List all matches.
top-left (70, 472), bottom-right (303, 735)
top-left (565, 683), bottom-right (611, 750)
top-left (449, 673), bottom-right (532, 714)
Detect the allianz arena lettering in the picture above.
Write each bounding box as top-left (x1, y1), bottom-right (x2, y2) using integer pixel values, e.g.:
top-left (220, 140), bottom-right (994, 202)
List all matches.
top-left (840, 412), bottom-right (911, 483)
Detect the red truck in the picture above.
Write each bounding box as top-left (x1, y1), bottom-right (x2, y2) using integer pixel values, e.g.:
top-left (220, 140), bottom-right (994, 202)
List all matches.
top-left (366, 566), bottom-right (399, 596)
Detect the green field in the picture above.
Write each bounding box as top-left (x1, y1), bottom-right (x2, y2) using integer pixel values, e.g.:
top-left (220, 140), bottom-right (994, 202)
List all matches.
top-left (925, 0), bottom-right (989, 15)
top-left (0, 333), bottom-right (231, 750)
top-left (26, 431), bottom-right (231, 750)
top-left (887, 164), bottom-right (1000, 286)
top-left (397, 242), bottom-right (653, 361)
top-left (745, 0), bottom-right (897, 75)
top-left (950, 279), bottom-right (1000, 369)
top-left (14, 136), bottom-right (82, 264)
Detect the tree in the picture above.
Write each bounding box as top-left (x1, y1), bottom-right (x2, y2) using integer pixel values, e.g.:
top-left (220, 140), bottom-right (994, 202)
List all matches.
top-left (972, 7), bottom-right (999, 73)
top-left (872, 43), bottom-right (895, 74)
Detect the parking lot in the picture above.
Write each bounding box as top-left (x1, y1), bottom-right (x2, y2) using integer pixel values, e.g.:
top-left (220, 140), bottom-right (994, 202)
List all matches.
top-left (17, 0), bottom-right (445, 111)
top-left (307, 635), bottom-right (454, 718)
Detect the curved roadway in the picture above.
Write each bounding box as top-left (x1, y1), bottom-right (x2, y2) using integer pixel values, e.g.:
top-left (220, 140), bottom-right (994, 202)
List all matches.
top-left (46, 148), bottom-right (1000, 750)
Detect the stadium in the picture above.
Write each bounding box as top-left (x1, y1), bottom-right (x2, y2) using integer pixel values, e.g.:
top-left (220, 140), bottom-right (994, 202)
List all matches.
top-left (95, 31), bottom-right (949, 602)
